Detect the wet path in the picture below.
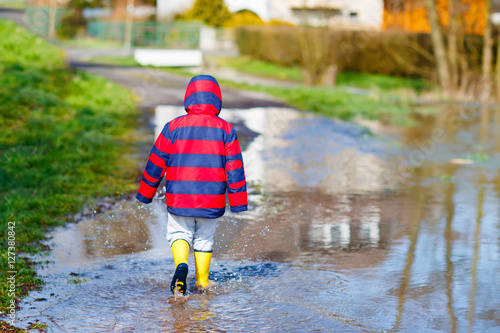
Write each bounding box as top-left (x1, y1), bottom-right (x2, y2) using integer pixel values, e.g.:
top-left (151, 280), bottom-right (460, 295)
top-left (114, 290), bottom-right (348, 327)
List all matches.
top-left (13, 105), bottom-right (500, 332)
top-left (68, 62), bottom-right (287, 110)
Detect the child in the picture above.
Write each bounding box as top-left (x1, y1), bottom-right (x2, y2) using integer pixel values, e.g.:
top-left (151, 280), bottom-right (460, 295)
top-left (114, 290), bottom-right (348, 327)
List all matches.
top-left (136, 75), bottom-right (248, 294)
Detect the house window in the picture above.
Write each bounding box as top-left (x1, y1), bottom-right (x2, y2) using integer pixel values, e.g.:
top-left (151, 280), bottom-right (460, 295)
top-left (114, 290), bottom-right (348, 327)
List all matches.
top-left (291, 7), bottom-right (341, 26)
top-left (349, 12), bottom-right (358, 22)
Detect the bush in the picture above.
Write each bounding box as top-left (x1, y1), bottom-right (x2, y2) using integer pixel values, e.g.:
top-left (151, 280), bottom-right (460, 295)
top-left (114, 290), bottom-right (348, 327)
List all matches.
top-left (225, 10), bottom-right (264, 28)
top-left (57, 8), bottom-right (86, 39)
top-left (57, 0), bottom-right (104, 39)
top-left (235, 26), bottom-right (303, 67)
top-left (235, 26), bottom-right (484, 80)
top-left (185, 0), bottom-right (232, 27)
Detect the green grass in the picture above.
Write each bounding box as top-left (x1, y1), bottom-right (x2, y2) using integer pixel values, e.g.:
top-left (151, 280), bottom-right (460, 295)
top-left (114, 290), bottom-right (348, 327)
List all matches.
top-left (188, 56), bottom-right (432, 122)
top-left (212, 55), bottom-right (432, 93)
top-left (67, 277), bottom-right (87, 284)
top-left (0, 320), bottom-right (26, 332)
top-left (211, 55), bottom-right (304, 82)
top-left (0, 19), bottom-right (139, 312)
top-left (0, 1), bottom-right (25, 9)
top-left (156, 65), bottom-right (415, 122)
top-left (215, 80), bottom-right (413, 122)
top-left (58, 37), bottom-right (124, 49)
top-left (336, 71), bottom-right (431, 94)
top-left (85, 55), bottom-right (140, 67)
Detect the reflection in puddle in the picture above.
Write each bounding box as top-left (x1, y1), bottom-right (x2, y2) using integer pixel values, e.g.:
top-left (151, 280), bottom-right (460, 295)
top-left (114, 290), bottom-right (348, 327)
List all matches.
top-left (13, 106), bottom-right (500, 332)
top-left (156, 105), bottom-right (396, 195)
top-left (308, 203), bottom-right (383, 250)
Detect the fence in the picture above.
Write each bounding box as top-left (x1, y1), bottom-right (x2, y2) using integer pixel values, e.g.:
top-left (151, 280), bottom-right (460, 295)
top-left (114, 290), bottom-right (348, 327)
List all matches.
top-left (24, 5), bottom-right (66, 37)
top-left (87, 21), bottom-right (203, 49)
top-left (22, 9), bottom-right (233, 51)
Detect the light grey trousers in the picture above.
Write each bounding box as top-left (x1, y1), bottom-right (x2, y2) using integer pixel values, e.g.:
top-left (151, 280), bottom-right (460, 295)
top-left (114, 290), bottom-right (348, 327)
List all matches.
top-left (166, 212), bottom-right (218, 252)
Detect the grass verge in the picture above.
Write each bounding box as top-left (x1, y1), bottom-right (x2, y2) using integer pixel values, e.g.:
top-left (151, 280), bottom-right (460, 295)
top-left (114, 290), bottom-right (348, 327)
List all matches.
top-left (182, 60), bottom-right (434, 122)
top-left (58, 37), bottom-right (124, 49)
top-left (208, 56), bottom-right (435, 123)
top-left (0, 19), bottom-right (139, 314)
top-left (211, 55), bottom-right (432, 93)
top-left (85, 55), bottom-right (140, 67)
top-left (237, 84), bottom-right (412, 123)
top-left (209, 55), bottom-right (304, 82)
top-left (160, 68), bottom-right (424, 124)
top-left (0, 1), bottom-right (24, 9)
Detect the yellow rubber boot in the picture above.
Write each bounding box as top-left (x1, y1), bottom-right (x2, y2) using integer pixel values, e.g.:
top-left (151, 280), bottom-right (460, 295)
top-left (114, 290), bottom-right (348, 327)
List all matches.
top-left (170, 239), bottom-right (190, 295)
top-left (171, 239), bottom-right (189, 267)
top-left (194, 251), bottom-right (212, 289)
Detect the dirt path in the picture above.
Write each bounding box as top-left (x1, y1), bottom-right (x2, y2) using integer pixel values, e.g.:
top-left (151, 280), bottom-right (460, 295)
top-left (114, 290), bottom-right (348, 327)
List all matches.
top-left (70, 61), bottom-right (287, 110)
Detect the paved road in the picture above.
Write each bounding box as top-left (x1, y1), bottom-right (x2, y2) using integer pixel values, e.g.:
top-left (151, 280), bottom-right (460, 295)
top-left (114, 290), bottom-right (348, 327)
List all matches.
top-left (71, 61), bottom-right (287, 110)
top-left (0, 7), bottom-right (24, 26)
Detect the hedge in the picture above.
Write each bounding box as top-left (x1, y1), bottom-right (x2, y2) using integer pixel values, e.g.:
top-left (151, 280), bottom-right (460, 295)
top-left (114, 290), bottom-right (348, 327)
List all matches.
top-left (235, 26), bottom-right (484, 79)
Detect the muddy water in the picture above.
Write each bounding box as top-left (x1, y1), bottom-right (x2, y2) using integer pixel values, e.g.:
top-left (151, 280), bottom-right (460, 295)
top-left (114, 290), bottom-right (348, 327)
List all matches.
top-left (15, 106), bottom-right (500, 332)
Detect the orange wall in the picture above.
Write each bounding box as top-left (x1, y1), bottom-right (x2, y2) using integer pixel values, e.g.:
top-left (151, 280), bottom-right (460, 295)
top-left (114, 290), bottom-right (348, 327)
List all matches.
top-left (383, 0), bottom-right (486, 35)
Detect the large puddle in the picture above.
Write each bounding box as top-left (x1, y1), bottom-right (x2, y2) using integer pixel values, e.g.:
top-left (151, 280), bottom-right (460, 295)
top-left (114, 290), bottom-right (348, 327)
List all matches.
top-left (13, 106), bottom-right (500, 332)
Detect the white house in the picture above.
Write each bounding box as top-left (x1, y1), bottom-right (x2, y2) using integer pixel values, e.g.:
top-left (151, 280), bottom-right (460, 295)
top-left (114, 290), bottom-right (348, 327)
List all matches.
top-left (157, 0), bottom-right (383, 29)
top-left (282, 0), bottom-right (383, 28)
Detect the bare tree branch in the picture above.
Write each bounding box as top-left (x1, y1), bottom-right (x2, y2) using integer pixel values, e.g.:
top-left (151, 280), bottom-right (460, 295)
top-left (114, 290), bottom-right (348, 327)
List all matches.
top-left (424, 0), bottom-right (452, 95)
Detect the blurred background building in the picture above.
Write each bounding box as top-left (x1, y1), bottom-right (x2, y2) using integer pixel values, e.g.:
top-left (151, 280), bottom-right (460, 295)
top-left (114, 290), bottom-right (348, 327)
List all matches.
top-left (157, 0), bottom-right (383, 28)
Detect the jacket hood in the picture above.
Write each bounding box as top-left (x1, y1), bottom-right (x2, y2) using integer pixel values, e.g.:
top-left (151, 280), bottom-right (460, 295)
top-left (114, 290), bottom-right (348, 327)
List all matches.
top-left (184, 75), bottom-right (222, 116)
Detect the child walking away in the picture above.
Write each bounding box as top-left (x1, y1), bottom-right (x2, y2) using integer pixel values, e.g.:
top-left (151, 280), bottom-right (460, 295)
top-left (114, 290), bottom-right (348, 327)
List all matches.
top-left (136, 75), bottom-right (248, 295)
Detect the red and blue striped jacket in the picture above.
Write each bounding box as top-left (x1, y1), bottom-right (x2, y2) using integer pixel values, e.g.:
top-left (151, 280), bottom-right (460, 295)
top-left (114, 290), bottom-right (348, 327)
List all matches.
top-left (136, 75), bottom-right (247, 218)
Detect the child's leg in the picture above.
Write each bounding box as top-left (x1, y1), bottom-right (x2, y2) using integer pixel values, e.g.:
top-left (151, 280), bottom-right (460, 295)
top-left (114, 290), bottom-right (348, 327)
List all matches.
top-left (193, 217), bottom-right (217, 288)
top-left (166, 212), bottom-right (195, 250)
top-left (166, 213), bottom-right (195, 294)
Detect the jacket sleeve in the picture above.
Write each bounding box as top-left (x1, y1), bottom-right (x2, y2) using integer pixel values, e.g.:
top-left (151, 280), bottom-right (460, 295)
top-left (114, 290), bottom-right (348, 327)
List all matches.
top-left (224, 127), bottom-right (248, 212)
top-left (136, 123), bottom-right (171, 204)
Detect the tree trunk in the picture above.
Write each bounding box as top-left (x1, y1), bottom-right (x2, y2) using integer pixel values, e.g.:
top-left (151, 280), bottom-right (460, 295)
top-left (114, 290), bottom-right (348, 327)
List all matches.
top-left (448, 0), bottom-right (459, 91)
top-left (124, 0), bottom-right (135, 54)
top-left (299, 26), bottom-right (333, 86)
top-left (424, 0), bottom-right (452, 95)
top-left (48, 0), bottom-right (57, 39)
top-left (481, 0), bottom-right (493, 103)
top-left (496, 28), bottom-right (500, 101)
